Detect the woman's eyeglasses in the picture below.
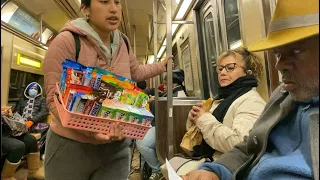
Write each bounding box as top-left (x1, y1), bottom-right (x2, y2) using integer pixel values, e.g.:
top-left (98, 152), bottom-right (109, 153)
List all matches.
top-left (216, 63), bottom-right (245, 73)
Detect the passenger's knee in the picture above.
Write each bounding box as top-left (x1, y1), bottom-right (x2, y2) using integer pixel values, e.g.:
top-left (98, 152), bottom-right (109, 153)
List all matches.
top-left (10, 141), bottom-right (26, 156)
top-left (136, 140), bottom-right (155, 154)
top-left (24, 134), bottom-right (38, 146)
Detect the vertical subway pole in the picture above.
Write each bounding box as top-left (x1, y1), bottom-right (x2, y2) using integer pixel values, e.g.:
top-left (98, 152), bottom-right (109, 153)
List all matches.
top-left (153, 0), bottom-right (160, 148)
top-left (166, 0), bottom-right (174, 160)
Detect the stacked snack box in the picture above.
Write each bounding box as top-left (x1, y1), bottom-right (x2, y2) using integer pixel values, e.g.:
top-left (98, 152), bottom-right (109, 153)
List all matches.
top-left (59, 59), bottom-right (153, 126)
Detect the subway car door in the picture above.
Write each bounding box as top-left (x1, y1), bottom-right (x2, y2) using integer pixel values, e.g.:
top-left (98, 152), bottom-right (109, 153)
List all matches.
top-left (199, 0), bottom-right (223, 98)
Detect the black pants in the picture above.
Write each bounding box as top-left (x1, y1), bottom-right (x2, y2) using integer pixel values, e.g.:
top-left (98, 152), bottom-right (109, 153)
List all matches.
top-left (2, 133), bottom-right (38, 163)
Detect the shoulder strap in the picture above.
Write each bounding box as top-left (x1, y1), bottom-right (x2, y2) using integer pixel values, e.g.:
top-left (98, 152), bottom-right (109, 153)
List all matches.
top-left (121, 33), bottom-right (130, 54)
top-left (71, 32), bottom-right (80, 62)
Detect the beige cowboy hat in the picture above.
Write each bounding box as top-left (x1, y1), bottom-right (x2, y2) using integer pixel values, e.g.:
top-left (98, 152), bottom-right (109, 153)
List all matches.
top-left (248, 0), bottom-right (319, 52)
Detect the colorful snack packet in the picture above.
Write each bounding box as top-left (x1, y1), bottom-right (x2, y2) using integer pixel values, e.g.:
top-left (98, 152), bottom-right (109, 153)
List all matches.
top-left (74, 94), bottom-right (93, 113)
top-left (138, 108), bottom-right (154, 126)
top-left (83, 96), bottom-right (96, 115)
top-left (82, 67), bottom-right (94, 87)
top-left (98, 80), bottom-right (118, 99)
top-left (66, 68), bottom-right (84, 85)
top-left (63, 84), bottom-right (92, 104)
top-left (93, 73), bottom-right (102, 89)
top-left (121, 89), bottom-right (138, 105)
top-left (65, 59), bottom-right (86, 69)
top-left (113, 90), bottom-right (123, 101)
top-left (92, 67), bottom-right (115, 78)
top-left (65, 90), bottom-right (76, 110)
top-left (117, 76), bottom-right (134, 90)
top-left (89, 101), bottom-right (102, 116)
top-left (126, 105), bottom-right (143, 124)
top-left (134, 92), bottom-right (149, 108)
top-left (60, 60), bottom-right (85, 93)
top-left (88, 92), bottom-right (107, 116)
top-left (68, 92), bottom-right (85, 111)
top-left (113, 101), bottom-right (130, 122)
top-left (98, 99), bottom-right (117, 119)
top-left (117, 76), bottom-right (134, 84)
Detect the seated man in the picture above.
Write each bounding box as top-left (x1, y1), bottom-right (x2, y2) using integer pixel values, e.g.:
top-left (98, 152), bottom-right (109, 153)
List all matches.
top-left (14, 82), bottom-right (49, 131)
top-left (182, 0), bottom-right (319, 179)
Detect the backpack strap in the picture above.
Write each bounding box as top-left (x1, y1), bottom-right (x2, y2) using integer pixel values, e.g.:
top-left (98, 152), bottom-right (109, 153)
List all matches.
top-left (121, 33), bottom-right (130, 54)
top-left (71, 32), bottom-right (80, 62)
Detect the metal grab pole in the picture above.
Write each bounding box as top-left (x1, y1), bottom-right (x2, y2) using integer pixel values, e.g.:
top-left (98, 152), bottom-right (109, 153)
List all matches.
top-left (166, 0), bottom-right (174, 160)
top-left (153, 0), bottom-right (160, 152)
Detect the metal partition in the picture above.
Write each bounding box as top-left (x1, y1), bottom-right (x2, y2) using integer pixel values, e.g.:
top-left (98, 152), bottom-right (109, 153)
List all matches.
top-left (155, 98), bottom-right (202, 164)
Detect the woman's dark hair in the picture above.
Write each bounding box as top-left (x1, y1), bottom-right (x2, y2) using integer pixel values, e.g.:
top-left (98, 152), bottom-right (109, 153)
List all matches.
top-left (81, 0), bottom-right (91, 7)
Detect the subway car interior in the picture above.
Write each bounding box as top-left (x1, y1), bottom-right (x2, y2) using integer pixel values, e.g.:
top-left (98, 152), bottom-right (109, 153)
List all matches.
top-left (1, 0), bottom-right (298, 179)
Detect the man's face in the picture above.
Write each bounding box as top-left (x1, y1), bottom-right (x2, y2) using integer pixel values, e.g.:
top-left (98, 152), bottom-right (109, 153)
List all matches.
top-left (273, 35), bottom-right (319, 102)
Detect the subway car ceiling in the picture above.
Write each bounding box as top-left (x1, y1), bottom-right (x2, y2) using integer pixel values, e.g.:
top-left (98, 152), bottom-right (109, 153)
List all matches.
top-left (1, 0), bottom-right (281, 107)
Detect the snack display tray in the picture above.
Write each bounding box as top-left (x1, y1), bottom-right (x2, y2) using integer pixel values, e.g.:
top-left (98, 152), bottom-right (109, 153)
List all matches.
top-left (53, 83), bottom-right (151, 140)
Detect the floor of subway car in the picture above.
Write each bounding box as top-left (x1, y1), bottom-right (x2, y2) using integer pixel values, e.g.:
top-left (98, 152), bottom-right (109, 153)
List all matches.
top-left (129, 147), bottom-right (142, 180)
top-left (14, 160), bottom-right (43, 180)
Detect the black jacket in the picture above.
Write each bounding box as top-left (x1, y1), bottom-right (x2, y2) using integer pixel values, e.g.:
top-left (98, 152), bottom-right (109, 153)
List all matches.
top-left (14, 97), bottom-right (49, 124)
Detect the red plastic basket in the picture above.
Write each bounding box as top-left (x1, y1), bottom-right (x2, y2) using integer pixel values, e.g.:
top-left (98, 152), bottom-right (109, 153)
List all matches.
top-left (53, 83), bottom-right (152, 140)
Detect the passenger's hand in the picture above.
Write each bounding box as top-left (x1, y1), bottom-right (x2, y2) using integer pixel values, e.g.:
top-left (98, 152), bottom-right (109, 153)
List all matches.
top-left (148, 95), bottom-right (155, 103)
top-left (90, 122), bottom-right (125, 144)
top-left (189, 104), bottom-right (205, 123)
top-left (188, 103), bottom-right (201, 121)
top-left (160, 55), bottom-right (174, 70)
top-left (26, 120), bottom-right (34, 128)
top-left (181, 170), bottom-right (219, 180)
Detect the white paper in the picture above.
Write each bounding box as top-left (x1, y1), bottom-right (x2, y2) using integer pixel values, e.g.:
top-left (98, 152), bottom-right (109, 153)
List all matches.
top-left (166, 159), bottom-right (183, 180)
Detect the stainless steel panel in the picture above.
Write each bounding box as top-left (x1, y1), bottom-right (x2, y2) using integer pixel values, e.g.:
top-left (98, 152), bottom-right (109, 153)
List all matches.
top-left (156, 99), bottom-right (202, 163)
top-left (166, 0), bottom-right (174, 160)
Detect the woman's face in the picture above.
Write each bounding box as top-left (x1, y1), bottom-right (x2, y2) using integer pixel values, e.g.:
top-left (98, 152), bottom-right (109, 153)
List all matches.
top-left (85, 0), bottom-right (122, 32)
top-left (217, 55), bottom-right (247, 87)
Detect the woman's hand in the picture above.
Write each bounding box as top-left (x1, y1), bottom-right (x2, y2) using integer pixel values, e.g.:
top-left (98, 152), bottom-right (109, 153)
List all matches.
top-left (181, 170), bottom-right (219, 180)
top-left (188, 103), bottom-right (205, 124)
top-left (26, 120), bottom-right (34, 128)
top-left (148, 95), bottom-right (155, 103)
top-left (90, 122), bottom-right (125, 144)
top-left (160, 55), bottom-right (174, 69)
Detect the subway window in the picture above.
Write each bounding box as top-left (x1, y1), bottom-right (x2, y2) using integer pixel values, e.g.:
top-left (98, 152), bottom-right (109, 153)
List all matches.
top-left (224, 0), bottom-right (242, 49)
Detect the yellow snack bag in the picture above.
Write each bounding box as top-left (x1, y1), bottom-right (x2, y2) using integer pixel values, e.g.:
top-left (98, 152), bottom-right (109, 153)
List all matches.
top-left (202, 97), bottom-right (213, 112)
top-left (180, 97), bottom-right (213, 156)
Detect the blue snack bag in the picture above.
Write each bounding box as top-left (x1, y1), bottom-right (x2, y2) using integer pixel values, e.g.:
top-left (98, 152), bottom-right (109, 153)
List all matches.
top-left (82, 67), bottom-right (94, 87)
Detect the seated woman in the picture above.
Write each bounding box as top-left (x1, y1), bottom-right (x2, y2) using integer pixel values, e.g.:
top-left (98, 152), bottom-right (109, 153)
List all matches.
top-left (137, 69), bottom-right (187, 180)
top-left (187, 47), bottom-right (266, 160)
top-left (1, 108), bottom-right (44, 180)
top-left (14, 82), bottom-right (49, 132)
